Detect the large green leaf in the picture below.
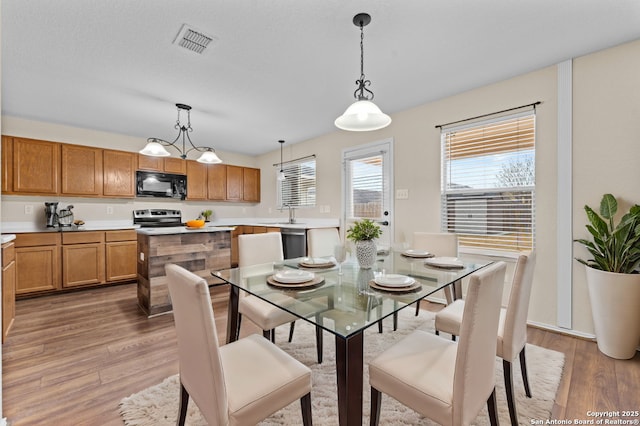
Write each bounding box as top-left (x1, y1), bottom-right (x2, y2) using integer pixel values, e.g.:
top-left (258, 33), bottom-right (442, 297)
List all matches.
top-left (600, 193), bottom-right (617, 220)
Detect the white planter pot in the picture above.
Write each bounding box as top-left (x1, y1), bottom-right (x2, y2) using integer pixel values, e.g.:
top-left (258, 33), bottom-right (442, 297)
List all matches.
top-left (585, 266), bottom-right (640, 359)
top-left (355, 240), bottom-right (377, 269)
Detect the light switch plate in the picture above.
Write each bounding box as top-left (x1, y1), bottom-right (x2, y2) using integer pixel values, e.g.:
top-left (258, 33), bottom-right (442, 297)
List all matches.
top-left (396, 189), bottom-right (409, 199)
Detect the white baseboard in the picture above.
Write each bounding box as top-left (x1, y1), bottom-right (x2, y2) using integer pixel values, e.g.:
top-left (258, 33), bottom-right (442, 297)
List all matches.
top-left (527, 320), bottom-right (596, 340)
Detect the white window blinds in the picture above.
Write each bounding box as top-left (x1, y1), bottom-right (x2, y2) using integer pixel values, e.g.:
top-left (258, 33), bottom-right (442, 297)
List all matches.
top-left (441, 112), bottom-right (535, 254)
top-left (345, 153), bottom-right (386, 220)
top-left (277, 157), bottom-right (316, 208)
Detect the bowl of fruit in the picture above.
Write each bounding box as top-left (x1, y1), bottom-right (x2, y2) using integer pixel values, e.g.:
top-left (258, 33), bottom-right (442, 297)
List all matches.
top-left (185, 219), bottom-right (205, 229)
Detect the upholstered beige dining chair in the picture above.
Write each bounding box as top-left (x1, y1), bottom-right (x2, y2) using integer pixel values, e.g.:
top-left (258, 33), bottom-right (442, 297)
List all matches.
top-left (412, 232), bottom-right (459, 314)
top-left (165, 264), bottom-right (313, 426)
top-left (238, 232), bottom-right (324, 363)
top-left (307, 227), bottom-right (341, 258)
top-left (369, 261), bottom-right (506, 426)
top-left (435, 252), bottom-right (536, 426)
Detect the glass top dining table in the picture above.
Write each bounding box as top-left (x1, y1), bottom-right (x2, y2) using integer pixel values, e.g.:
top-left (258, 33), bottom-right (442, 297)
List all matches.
top-left (212, 250), bottom-right (491, 426)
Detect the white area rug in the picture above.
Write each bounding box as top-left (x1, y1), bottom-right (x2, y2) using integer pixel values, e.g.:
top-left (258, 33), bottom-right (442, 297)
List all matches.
top-left (120, 309), bottom-right (565, 425)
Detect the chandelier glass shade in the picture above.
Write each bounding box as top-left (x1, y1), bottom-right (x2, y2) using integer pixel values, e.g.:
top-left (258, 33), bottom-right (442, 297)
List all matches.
top-left (335, 13), bottom-right (391, 132)
top-left (140, 103), bottom-right (222, 164)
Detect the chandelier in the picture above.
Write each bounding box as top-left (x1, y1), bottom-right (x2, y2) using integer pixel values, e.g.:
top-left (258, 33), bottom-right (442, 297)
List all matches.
top-left (140, 103), bottom-right (222, 164)
top-left (334, 13), bottom-right (391, 132)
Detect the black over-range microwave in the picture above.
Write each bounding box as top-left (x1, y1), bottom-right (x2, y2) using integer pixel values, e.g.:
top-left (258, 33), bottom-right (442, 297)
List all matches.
top-left (136, 171), bottom-right (187, 200)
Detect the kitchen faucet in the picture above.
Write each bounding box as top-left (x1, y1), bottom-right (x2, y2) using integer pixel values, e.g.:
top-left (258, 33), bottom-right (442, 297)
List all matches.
top-left (283, 204), bottom-right (296, 224)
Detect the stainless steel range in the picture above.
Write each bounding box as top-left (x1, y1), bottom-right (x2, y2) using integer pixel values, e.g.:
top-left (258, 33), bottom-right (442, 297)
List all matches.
top-left (133, 209), bottom-right (182, 227)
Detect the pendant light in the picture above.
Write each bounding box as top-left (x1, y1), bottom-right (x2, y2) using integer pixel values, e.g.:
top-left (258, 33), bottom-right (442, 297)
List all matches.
top-left (277, 140), bottom-right (286, 181)
top-left (335, 13), bottom-right (391, 132)
top-left (140, 103), bottom-right (222, 164)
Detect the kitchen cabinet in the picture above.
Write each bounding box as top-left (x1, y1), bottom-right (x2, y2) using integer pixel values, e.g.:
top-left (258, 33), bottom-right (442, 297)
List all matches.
top-left (11, 137), bottom-right (60, 195)
top-left (105, 230), bottom-right (137, 281)
top-left (137, 154), bottom-right (186, 174)
top-left (14, 233), bottom-right (61, 295)
top-left (186, 160), bottom-right (208, 200)
top-left (2, 241), bottom-right (16, 342)
top-left (62, 232), bottom-right (105, 288)
top-left (243, 167), bottom-right (261, 202)
top-left (103, 149), bottom-right (136, 197)
top-left (207, 164), bottom-right (227, 201)
top-left (226, 165), bottom-right (243, 201)
top-left (61, 144), bottom-right (103, 196)
top-left (2, 136), bottom-right (14, 194)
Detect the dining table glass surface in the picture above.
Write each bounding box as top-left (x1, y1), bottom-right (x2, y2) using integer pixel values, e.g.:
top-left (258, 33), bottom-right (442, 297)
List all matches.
top-left (212, 250), bottom-right (491, 339)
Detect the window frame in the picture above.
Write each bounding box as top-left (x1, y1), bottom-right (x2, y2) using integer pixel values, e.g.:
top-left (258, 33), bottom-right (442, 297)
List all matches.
top-left (276, 156), bottom-right (317, 209)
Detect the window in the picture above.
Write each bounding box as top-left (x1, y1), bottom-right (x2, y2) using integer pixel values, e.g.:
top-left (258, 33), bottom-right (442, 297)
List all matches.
top-left (441, 112), bottom-right (535, 254)
top-left (277, 157), bottom-right (316, 208)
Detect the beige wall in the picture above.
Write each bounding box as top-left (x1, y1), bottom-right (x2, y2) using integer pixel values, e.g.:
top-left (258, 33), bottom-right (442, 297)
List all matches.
top-left (2, 38), bottom-right (640, 335)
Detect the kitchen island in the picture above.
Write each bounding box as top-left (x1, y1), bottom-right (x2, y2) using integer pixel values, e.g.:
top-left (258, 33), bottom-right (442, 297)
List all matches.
top-left (137, 226), bottom-right (234, 316)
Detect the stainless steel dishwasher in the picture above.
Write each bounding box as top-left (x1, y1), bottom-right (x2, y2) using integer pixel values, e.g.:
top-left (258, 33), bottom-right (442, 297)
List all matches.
top-left (280, 228), bottom-right (307, 259)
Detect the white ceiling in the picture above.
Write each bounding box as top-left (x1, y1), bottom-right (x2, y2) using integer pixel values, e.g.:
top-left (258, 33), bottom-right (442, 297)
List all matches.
top-left (3, 1), bottom-right (640, 156)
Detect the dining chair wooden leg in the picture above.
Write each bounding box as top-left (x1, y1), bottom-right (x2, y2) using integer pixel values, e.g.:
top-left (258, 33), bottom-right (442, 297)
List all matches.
top-left (377, 319), bottom-right (383, 333)
top-left (300, 392), bottom-right (313, 426)
top-left (263, 329), bottom-right (271, 340)
top-left (370, 387), bottom-right (382, 426)
top-left (503, 359), bottom-right (517, 426)
top-left (393, 312), bottom-right (398, 331)
top-left (520, 346), bottom-right (532, 398)
top-left (487, 387), bottom-right (500, 426)
top-left (288, 321), bottom-right (296, 343)
top-left (177, 382), bottom-right (189, 426)
top-left (414, 299), bottom-right (421, 316)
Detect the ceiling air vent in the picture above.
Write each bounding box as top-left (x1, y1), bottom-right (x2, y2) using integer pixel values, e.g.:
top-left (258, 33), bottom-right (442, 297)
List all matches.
top-left (173, 24), bottom-right (216, 54)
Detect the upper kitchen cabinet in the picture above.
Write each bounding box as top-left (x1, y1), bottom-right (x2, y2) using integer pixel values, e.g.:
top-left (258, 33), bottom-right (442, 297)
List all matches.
top-left (10, 137), bottom-right (60, 195)
top-left (2, 136), bottom-right (14, 194)
top-left (61, 144), bottom-right (104, 196)
top-left (186, 160), bottom-right (208, 200)
top-left (103, 149), bottom-right (136, 198)
top-left (243, 167), bottom-right (261, 202)
top-left (137, 154), bottom-right (186, 174)
top-left (226, 165), bottom-right (243, 201)
top-left (207, 164), bottom-right (227, 201)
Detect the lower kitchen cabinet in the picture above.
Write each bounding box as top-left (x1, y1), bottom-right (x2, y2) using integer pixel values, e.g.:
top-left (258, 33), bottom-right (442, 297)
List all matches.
top-left (15, 229), bottom-right (137, 297)
top-left (2, 241), bottom-right (16, 342)
top-left (62, 231), bottom-right (105, 288)
top-left (15, 233), bottom-right (62, 295)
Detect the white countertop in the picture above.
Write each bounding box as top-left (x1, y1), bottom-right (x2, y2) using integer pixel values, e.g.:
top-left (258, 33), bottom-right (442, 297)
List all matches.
top-left (1, 234), bottom-right (16, 244)
top-left (1, 220), bottom-right (139, 233)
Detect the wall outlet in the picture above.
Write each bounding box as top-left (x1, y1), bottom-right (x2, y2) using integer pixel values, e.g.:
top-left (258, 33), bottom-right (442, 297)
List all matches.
top-left (324, 205), bottom-right (331, 213)
top-left (25, 205), bottom-right (34, 214)
top-left (396, 189), bottom-right (409, 200)
top-left (106, 206), bottom-right (114, 215)
top-left (139, 252), bottom-right (144, 261)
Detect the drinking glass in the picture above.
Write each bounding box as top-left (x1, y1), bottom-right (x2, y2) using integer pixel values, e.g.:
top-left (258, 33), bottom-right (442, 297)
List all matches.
top-left (334, 244), bottom-right (348, 275)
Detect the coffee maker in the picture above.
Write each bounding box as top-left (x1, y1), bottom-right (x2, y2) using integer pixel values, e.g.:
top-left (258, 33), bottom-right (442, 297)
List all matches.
top-left (44, 202), bottom-right (59, 228)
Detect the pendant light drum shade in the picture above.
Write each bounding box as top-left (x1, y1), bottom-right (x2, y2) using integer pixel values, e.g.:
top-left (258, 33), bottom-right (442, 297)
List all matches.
top-left (334, 100), bottom-right (391, 131)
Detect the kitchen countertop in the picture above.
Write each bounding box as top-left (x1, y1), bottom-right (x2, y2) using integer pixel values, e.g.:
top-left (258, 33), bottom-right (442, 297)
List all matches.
top-left (1, 234), bottom-right (16, 244)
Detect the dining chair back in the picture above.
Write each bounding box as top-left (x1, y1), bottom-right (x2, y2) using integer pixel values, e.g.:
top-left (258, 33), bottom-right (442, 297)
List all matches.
top-left (369, 261), bottom-right (506, 426)
top-left (166, 263), bottom-right (312, 426)
top-left (435, 252), bottom-right (537, 426)
top-left (307, 227), bottom-right (341, 258)
top-left (238, 232), bottom-right (284, 266)
top-left (412, 232), bottom-right (459, 312)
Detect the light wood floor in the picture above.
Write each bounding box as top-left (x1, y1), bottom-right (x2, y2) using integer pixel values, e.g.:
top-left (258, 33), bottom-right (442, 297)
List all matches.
top-left (2, 283), bottom-right (639, 425)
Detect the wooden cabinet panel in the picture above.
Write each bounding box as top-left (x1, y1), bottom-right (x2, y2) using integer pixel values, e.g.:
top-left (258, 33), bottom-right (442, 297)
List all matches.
top-left (62, 243), bottom-right (105, 287)
top-left (252, 226), bottom-right (267, 234)
top-left (12, 137), bottom-right (59, 194)
top-left (207, 164), bottom-right (227, 200)
top-left (226, 165), bottom-right (243, 201)
top-left (243, 167), bottom-right (260, 202)
top-left (2, 242), bottom-right (16, 342)
top-left (186, 160), bottom-right (208, 200)
top-left (2, 136), bottom-right (14, 194)
top-left (15, 233), bottom-right (61, 248)
top-left (103, 150), bottom-right (136, 197)
top-left (62, 231), bottom-right (104, 245)
top-left (163, 157), bottom-right (186, 174)
top-left (15, 245), bottom-right (61, 294)
top-left (137, 154), bottom-right (163, 171)
top-left (105, 241), bottom-right (137, 282)
top-left (61, 144), bottom-right (103, 196)
top-left (105, 229), bottom-right (137, 242)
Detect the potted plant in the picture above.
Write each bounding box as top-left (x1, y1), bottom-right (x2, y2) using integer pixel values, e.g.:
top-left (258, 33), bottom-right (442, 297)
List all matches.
top-left (346, 219), bottom-right (381, 269)
top-left (201, 209), bottom-right (213, 222)
top-left (574, 193), bottom-right (640, 359)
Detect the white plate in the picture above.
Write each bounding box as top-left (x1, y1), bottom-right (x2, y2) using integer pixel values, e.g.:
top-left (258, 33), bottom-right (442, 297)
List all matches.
top-left (374, 274), bottom-right (415, 288)
top-left (424, 257), bottom-right (464, 269)
top-left (273, 270), bottom-right (315, 284)
top-left (402, 249), bottom-right (433, 258)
